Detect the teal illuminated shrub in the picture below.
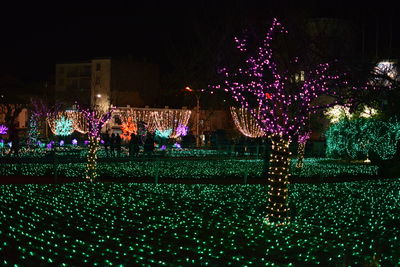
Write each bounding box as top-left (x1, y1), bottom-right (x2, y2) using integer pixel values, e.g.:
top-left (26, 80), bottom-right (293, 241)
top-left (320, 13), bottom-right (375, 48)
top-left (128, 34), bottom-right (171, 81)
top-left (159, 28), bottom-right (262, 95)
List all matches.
top-left (325, 118), bottom-right (400, 161)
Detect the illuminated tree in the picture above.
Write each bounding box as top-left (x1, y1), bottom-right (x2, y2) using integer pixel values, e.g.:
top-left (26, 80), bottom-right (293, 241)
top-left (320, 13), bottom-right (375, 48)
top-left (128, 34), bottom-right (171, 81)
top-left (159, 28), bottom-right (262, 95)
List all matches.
top-left (0, 124), bottom-right (8, 135)
top-left (215, 18), bottom-right (343, 225)
top-left (79, 106), bottom-right (113, 182)
top-left (230, 107), bottom-right (265, 138)
top-left (176, 124), bottom-right (189, 137)
top-left (30, 98), bottom-right (62, 145)
top-left (54, 117), bottom-right (74, 136)
top-left (295, 131), bottom-right (311, 169)
top-left (120, 117), bottom-right (137, 140)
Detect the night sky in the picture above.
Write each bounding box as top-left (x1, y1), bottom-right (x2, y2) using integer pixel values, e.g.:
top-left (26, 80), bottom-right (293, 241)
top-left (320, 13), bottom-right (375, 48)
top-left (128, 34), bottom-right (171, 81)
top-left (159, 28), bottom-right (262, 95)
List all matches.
top-left (0, 0), bottom-right (398, 89)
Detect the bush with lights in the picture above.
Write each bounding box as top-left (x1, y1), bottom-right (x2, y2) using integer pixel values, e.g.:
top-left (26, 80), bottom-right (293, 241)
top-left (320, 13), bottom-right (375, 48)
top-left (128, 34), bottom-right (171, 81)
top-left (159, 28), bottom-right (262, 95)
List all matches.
top-left (325, 118), bottom-right (400, 161)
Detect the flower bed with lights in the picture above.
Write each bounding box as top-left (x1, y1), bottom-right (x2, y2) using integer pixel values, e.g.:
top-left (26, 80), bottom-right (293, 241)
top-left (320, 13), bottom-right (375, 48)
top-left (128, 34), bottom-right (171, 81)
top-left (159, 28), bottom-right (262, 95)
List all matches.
top-left (0, 157), bottom-right (378, 180)
top-left (0, 180), bottom-right (399, 265)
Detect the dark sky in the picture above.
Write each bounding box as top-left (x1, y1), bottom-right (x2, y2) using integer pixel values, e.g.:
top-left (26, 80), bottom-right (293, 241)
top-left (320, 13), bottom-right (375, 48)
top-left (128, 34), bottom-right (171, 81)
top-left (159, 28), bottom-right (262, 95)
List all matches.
top-left (0, 0), bottom-right (398, 85)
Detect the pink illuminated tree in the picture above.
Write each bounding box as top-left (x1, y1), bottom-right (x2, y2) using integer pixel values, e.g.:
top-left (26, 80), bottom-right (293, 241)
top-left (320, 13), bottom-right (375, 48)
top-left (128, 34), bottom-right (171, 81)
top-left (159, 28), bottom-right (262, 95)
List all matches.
top-left (214, 18), bottom-right (345, 225)
top-left (29, 98), bottom-right (62, 146)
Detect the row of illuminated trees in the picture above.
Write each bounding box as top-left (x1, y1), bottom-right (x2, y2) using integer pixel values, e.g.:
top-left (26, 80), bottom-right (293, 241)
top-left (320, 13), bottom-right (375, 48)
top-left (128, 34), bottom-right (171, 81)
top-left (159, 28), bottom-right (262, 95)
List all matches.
top-left (4, 18), bottom-right (397, 225)
top-left (27, 106), bottom-right (191, 140)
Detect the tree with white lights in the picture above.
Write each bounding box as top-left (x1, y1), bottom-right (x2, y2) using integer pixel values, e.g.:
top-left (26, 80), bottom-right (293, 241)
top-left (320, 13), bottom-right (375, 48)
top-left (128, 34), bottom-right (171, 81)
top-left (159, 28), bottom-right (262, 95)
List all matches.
top-left (215, 18), bottom-right (345, 225)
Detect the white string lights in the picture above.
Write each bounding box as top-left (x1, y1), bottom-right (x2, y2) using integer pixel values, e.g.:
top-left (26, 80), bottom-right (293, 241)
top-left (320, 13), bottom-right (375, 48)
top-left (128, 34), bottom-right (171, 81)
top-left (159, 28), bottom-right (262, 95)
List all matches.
top-left (46, 108), bottom-right (191, 139)
top-left (230, 107), bottom-right (266, 138)
top-left (47, 110), bottom-right (88, 135)
top-left (152, 109), bottom-right (191, 138)
top-left (114, 107), bottom-right (191, 138)
top-left (266, 134), bottom-right (292, 226)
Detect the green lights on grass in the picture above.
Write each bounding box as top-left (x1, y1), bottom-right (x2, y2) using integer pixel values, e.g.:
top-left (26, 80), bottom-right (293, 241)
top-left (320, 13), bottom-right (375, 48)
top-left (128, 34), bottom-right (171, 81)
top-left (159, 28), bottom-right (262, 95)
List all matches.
top-left (0, 158), bottom-right (378, 179)
top-left (0, 180), bottom-right (399, 265)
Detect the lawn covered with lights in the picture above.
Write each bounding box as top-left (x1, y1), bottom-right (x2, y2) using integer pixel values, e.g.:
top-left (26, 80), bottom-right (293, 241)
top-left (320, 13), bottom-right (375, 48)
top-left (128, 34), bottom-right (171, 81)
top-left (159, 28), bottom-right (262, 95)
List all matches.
top-left (0, 157), bottom-right (378, 180)
top-left (1, 179), bottom-right (399, 266)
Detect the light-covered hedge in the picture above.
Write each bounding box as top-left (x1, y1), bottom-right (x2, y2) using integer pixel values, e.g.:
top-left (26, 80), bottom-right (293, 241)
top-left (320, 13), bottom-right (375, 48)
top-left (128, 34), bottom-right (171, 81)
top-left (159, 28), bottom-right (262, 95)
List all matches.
top-left (325, 118), bottom-right (400, 160)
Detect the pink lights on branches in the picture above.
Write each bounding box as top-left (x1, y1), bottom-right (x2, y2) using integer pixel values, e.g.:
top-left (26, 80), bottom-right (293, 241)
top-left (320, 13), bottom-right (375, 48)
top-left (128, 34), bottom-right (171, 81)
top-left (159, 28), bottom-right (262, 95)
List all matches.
top-left (79, 105), bottom-right (113, 182)
top-left (214, 18), bottom-right (343, 225)
top-left (215, 18), bottom-right (341, 139)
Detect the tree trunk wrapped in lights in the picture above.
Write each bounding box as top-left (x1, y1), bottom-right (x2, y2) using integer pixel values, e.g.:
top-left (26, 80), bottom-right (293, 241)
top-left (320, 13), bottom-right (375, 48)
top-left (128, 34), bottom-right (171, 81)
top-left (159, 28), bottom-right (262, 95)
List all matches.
top-left (79, 106), bottom-right (113, 182)
top-left (295, 142), bottom-right (305, 169)
top-left (86, 136), bottom-right (99, 181)
top-left (27, 115), bottom-right (39, 147)
top-left (267, 134), bottom-right (292, 224)
top-left (212, 18), bottom-right (345, 225)
top-left (296, 132), bottom-right (311, 169)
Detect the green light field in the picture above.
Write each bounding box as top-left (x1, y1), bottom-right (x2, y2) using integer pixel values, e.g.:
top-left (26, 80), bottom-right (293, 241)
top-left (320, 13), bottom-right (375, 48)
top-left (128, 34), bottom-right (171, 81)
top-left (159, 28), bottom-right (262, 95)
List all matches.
top-left (0, 158), bottom-right (378, 180)
top-left (1, 180), bottom-right (399, 266)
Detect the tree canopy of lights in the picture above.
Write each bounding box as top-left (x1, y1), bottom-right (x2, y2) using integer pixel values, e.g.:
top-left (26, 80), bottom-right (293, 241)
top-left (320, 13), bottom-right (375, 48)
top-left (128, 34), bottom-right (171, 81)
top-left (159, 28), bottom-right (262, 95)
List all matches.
top-left (0, 124), bottom-right (8, 135)
top-left (114, 108), bottom-right (191, 138)
top-left (230, 107), bottom-right (265, 138)
top-left (54, 117), bottom-right (74, 136)
top-left (48, 111), bottom-right (88, 135)
top-left (29, 99), bottom-right (62, 145)
top-left (325, 104), bottom-right (379, 124)
top-left (213, 18), bottom-right (344, 225)
top-left (324, 105), bottom-right (353, 124)
top-left (152, 110), bottom-right (192, 138)
top-left (120, 117), bottom-right (137, 140)
top-left (79, 106), bottom-right (113, 182)
top-left (326, 118), bottom-right (400, 161)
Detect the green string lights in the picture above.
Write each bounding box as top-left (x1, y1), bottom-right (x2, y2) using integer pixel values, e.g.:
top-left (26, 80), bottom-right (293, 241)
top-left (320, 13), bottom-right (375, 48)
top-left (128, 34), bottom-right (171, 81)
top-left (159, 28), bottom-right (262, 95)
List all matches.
top-left (55, 117), bottom-right (74, 136)
top-left (0, 180), bottom-right (399, 265)
top-left (326, 118), bottom-right (400, 160)
top-left (0, 157), bottom-right (378, 180)
top-left (27, 115), bottom-right (39, 146)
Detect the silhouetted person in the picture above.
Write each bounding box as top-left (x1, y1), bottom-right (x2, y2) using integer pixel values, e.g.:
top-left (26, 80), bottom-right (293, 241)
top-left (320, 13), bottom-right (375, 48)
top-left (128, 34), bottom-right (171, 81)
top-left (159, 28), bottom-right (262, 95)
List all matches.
top-left (237, 136), bottom-right (245, 156)
top-left (110, 133), bottom-right (116, 157)
top-left (102, 131), bottom-right (110, 157)
top-left (144, 133), bottom-right (155, 156)
top-left (115, 134), bottom-right (122, 157)
top-left (9, 128), bottom-right (20, 156)
top-left (129, 133), bottom-right (140, 157)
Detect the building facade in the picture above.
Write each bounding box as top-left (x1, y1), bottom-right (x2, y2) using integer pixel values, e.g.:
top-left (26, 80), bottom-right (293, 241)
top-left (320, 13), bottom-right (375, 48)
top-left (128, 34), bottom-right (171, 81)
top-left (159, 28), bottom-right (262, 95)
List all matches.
top-left (55, 58), bottom-right (160, 109)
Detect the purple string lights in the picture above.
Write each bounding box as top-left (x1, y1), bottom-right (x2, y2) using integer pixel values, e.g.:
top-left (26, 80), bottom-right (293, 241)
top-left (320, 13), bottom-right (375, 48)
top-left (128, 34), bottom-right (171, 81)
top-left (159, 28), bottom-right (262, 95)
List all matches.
top-left (214, 18), bottom-right (342, 140)
top-left (0, 125), bottom-right (8, 135)
top-left (213, 18), bottom-right (345, 225)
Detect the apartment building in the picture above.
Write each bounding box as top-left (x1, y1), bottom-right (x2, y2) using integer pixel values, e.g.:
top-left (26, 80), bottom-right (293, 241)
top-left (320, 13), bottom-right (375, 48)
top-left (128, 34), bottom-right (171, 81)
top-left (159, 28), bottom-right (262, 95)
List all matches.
top-left (55, 58), bottom-right (160, 109)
